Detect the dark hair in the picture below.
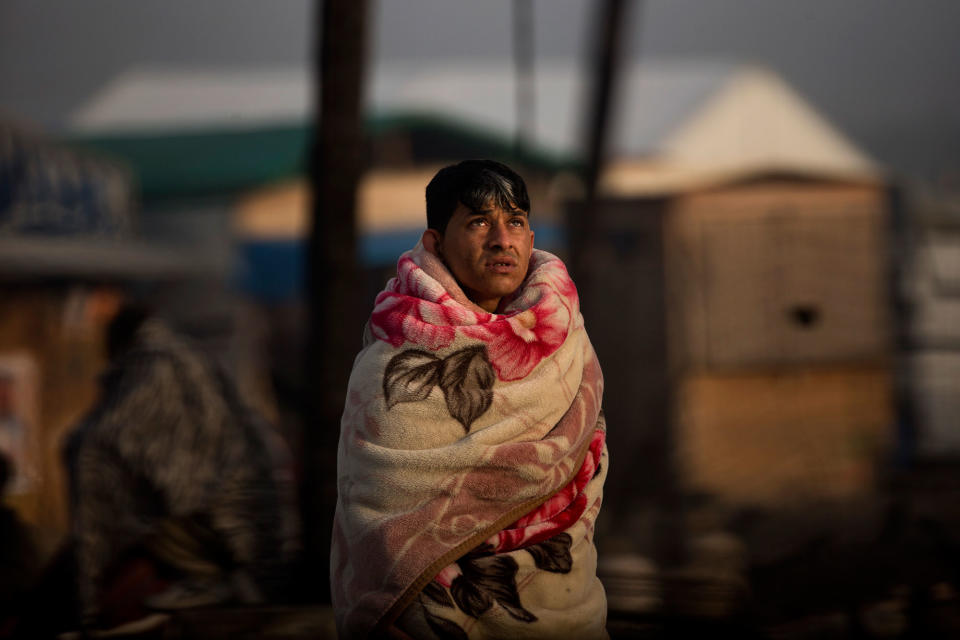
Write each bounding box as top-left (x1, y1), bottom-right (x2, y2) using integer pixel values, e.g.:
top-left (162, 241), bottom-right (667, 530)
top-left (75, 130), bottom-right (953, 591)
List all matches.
top-left (107, 303), bottom-right (152, 360)
top-left (425, 159), bottom-right (530, 234)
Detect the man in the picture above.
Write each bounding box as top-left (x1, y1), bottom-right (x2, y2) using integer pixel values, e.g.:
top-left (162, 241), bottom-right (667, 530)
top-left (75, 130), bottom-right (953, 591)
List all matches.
top-left (332, 160), bottom-right (608, 638)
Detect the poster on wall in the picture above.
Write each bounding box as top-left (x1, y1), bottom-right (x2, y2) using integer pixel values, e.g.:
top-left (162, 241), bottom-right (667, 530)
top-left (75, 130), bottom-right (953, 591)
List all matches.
top-left (0, 354), bottom-right (39, 495)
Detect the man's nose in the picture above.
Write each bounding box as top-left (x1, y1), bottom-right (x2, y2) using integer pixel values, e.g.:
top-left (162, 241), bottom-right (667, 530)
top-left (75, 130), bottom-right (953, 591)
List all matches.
top-left (486, 219), bottom-right (512, 249)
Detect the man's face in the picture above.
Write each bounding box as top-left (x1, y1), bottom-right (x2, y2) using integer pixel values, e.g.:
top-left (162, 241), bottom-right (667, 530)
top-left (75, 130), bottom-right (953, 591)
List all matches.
top-left (433, 201), bottom-right (534, 312)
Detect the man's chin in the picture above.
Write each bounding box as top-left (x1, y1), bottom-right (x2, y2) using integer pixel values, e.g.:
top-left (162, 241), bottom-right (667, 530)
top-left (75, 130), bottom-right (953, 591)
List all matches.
top-left (485, 279), bottom-right (524, 298)
top-left (460, 274), bottom-right (526, 308)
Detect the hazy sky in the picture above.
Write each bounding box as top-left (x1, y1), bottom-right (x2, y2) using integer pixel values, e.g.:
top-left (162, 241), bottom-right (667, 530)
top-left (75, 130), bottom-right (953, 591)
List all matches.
top-left (1, 0), bottom-right (957, 176)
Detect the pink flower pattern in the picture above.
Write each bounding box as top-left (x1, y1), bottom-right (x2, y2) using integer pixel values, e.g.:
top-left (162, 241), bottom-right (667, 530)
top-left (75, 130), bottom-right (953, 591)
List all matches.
top-left (369, 250), bottom-right (580, 381)
top-left (431, 428), bottom-right (605, 587)
top-left (462, 285), bottom-right (570, 381)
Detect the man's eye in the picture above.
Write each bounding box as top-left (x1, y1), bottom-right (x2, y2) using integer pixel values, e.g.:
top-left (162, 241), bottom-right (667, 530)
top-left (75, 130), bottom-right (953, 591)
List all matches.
top-left (509, 218), bottom-right (526, 227)
top-left (469, 218), bottom-right (487, 227)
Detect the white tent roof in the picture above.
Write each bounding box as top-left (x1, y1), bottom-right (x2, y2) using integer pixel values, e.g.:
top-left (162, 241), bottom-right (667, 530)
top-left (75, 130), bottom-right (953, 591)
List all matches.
top-left (68, 59), bottom-right (879, 182)
top-left (69, 68), bottom-right (312, 133)
top-left (661, 67), bottom-right (876, 176)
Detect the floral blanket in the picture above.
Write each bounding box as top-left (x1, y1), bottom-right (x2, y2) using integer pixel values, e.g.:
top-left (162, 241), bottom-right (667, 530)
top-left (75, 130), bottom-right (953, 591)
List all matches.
top-left (331, 244), bottom-right (608, 639)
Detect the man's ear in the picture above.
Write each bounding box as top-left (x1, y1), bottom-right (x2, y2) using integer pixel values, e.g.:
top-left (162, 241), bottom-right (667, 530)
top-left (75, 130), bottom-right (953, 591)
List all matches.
top-left (422, 229), bottom-right (443, 257)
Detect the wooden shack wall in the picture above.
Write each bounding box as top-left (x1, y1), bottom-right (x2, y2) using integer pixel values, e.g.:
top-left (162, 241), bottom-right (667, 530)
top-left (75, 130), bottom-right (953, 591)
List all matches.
top-left (676, 366), bottom-right (894, 504)
top-left (664, 182), bottom-right (890, 372)
top-left (663, 180), bottom-right (894, 504)
top-left (568, 180), bottom-right (896, 511)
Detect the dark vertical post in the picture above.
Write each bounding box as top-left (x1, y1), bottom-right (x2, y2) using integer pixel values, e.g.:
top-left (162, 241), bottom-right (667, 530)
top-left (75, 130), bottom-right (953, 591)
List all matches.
top-left (575, 0), bottom-right (684, 572)
top-left (583, 0), bottom-right (631, 203)
top-left (304, 0), bottom-right (368, 602)
top-left (887, 183), bottom-right (917, 470)
top-left (513, 0), bottom-right (535, 161)
top-left (572, 0), bottom-right (634, 280)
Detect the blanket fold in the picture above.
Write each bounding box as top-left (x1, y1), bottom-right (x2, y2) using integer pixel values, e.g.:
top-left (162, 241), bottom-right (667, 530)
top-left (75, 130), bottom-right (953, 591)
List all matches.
top-left (332, 244), bottom-right (608, 639)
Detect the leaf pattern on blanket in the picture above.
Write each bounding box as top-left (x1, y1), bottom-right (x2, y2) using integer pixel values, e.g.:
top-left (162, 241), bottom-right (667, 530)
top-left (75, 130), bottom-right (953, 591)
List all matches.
top-left (524, 532), bottom-right (573, 573)
top-left (418, 532), bottom-right (578, 634)
top-left (439, 345), bottom-right (495, 432)
top-left (422, 580), bottom-right (455, 608)
top-left (452, 555), bottom-right (537, 623)
top-left (383, 350), bottom-right (442, 408)
top-left (384, 346), bottom-right (496, 432)
top-left (422, 603), bottom-right (468, 640)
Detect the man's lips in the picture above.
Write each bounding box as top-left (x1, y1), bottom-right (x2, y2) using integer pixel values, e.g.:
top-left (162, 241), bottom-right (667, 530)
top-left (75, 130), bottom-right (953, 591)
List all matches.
top-left (485, 256), bottom-right (518, 273)
top-left (485, 255), bottom-right (517, 267)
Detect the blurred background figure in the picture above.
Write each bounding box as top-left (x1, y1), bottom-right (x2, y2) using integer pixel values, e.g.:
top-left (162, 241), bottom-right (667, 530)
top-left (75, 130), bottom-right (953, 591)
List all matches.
top-left (10, 304), bottom-right (300, 637)
top-left (67, 304), bottom-right (298, 629)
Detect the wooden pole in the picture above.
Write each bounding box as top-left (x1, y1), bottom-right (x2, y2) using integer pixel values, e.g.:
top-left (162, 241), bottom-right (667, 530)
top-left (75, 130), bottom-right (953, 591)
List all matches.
top-left (583, 0), bottom-right (632, 203)
top-left (303, 0), bottom-right (368, 602)
top-left (513, 0), bottom-right (535, 161)
top-left (570, 0), bottom-right (634, 283)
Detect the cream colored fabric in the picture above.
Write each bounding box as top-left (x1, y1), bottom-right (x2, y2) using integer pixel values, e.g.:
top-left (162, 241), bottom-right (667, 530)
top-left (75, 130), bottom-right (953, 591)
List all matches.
top-left (331, 245), bottom-right (608, 638)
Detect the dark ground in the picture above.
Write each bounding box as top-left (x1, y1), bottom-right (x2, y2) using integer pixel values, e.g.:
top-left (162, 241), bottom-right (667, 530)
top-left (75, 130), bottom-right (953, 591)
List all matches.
top-left (31, 462), bottom-right (960, 639)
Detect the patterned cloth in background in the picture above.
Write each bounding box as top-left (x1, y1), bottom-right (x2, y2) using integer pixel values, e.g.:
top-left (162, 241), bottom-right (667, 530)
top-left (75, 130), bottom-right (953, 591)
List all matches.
top-left (66, 318), bottom-right (297, 623)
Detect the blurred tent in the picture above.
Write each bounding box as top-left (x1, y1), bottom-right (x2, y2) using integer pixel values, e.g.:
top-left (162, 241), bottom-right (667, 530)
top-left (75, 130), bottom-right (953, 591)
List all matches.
top-left (60, 60), bottom-right (880, 306)
top-left (600, 63), bottom-right (880, 193)
top-left (364, 60), bottom-right (878, 187)
top-left (66, 60), bottom-right (879, 183)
